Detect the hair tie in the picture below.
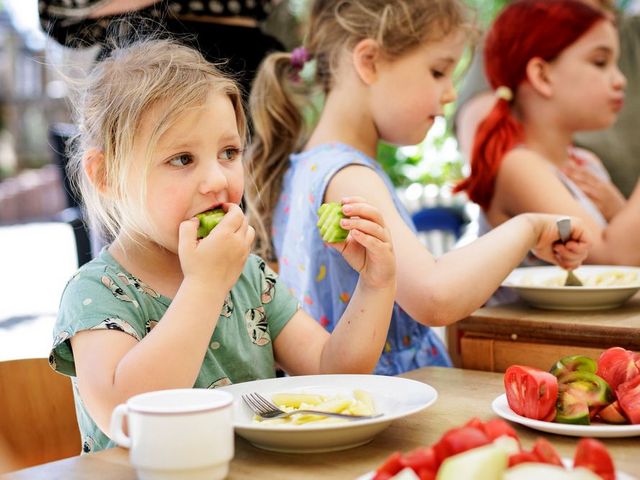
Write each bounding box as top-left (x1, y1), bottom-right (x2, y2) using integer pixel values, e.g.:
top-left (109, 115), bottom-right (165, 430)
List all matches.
top-left (495, 86), bottom-right (514, 102)
top-left (290, 47), bottom-right (311, 71)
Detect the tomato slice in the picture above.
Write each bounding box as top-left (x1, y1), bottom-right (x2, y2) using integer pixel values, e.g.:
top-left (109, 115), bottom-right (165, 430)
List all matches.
top-left (417, 468), bottom-right (436, 480)
top-left (401, 446), bottom-right (437, 474)
top-left (482, 418), bottom-right (520, 445)
top-left (598, 400), bottom-right (629, 424)
top-left (508, 451), bottom-right (538, 467)
top-left (463, 417), bottom-right (485, 432)
top-left (550, 354), bottom-right (597, 379)
top-left (596, 347), bottom-right (640, 391)
top-left (531, 437), bottom-right (563, 466)
top-left (617, 374), bottom-right (640, 424)
top-left (374, 451), bottom-right (403, 479)
top-left (433, 426), bottom-right (491, 465)
top-left (504, 365), bottom-right (558, 421)
top-left (573, 438), bottom-right (616, 480)
top-left (555, 390), bottom-right (590, 425)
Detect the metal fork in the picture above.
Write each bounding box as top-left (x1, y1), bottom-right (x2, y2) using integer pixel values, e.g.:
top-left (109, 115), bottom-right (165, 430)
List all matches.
top-left (556, 217), bottom-right (583, 287)
top-left (241, 392), bottom-right (383, 420)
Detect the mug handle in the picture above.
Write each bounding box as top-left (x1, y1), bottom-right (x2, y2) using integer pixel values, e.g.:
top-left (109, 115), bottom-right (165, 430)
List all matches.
top-left (109, 404), bottom-right (132, 448)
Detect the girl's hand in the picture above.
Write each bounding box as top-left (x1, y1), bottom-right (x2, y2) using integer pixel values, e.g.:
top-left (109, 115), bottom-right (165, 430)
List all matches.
top-left (562, 161), bottom-right (626, 221)
top-left (527, 214), bottom-right (592, 270)
top-left (178, 203), bottom-right (255, 291)
top-left (329, 197), bottom-right (395, 290)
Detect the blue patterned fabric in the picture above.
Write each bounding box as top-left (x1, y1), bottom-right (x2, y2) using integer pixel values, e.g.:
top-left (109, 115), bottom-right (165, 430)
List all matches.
top-left (272, 143), bottom-right (452, 375)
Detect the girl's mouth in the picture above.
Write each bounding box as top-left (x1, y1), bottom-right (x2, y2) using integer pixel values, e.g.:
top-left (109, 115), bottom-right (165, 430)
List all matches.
top-left (611, 98), bottom-right (624, 112)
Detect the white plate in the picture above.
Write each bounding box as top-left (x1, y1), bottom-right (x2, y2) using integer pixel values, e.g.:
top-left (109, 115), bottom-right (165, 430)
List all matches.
top-left (218, 374), bottom-right (437, 453)
top-left (502, 265), bottom-right (640, 311)
top-left (357, 459), bottom-right (636, 480)
top-left (492, 394), bottom-right (640, 438)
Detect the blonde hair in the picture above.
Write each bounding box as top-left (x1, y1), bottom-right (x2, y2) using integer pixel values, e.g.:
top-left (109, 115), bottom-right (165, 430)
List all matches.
top-left (67, 39), bottom-right (247, 244)
top-left (246, 0), bottom-right (471, 260)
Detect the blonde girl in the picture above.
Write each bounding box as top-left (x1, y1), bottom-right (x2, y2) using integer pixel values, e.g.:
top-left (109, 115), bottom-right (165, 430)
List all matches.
top-left (50, 39), bottom-right (396, 453)
top-left (246, 0), bottom-right (591, 375)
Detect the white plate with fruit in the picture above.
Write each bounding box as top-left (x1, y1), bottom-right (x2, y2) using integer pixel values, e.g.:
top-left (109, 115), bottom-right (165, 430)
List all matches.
top-left (492, 393), bottom-right (640, 438)
top-left (496, 348), bottom-right (640, 437)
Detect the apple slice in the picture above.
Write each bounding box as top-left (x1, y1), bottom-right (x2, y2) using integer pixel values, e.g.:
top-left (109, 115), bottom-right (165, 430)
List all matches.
top-left (436, 444), bottom-right (508, 480)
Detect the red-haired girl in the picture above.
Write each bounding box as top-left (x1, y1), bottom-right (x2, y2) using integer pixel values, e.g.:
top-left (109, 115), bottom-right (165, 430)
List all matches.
top-left (456, 0), bottom-right (640, 273)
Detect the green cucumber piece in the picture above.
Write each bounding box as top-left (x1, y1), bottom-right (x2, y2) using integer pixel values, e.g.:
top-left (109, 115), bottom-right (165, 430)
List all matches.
top-left (196, 208), bottom-right (225, 238)
top-left (317, 202), bottom-right (348, 243)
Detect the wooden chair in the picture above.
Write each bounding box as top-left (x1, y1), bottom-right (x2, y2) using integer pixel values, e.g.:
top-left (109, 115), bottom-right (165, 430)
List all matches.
top-left (0, 358), bottom-right (81, 472)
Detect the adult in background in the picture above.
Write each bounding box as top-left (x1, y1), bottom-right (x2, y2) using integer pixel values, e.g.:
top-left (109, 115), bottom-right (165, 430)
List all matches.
top-left (39, 0), bottom-right (288, 96)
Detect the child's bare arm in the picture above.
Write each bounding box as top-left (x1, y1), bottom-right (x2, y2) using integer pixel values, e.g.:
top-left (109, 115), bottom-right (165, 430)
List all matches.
top-left (495, 150), bottom-right (638, 264)
top-left (274, 198), bottom-right (396, 375)
top-left (71, 277), bottom-right (228, 436)
top-left (325, 165), bottom-right (590, 327)
top-left (72, 205), bottom-right (254, 436)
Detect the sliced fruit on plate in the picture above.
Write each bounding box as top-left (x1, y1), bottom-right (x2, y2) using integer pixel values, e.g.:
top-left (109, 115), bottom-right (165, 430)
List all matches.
top-left (371, 418), bottom-right (618, 480)
top-left (555, 371), bottom-right (614, 425)
top-left (596, 347), bottom-right (640, 392)
top-left (616, 375), bottom-right (640, 424)
top-left (504, 365), bottom-right (558, 421)
top-left (597, 400), bottom-right (628, 424)
top-left (436, 443), bottom-right (508, 480)
top-left (550, 355), bottom-right (598, 380)
top-left (573, 438), bottom-right (616, 480)
top-left (555, 389), bottom-right (590, 425)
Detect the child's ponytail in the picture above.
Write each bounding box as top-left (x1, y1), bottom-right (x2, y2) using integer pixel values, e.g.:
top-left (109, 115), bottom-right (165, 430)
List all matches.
top-left (245, 51), bottom-right (316, 261)
top-left (454, 90), bottom-right (522, 210)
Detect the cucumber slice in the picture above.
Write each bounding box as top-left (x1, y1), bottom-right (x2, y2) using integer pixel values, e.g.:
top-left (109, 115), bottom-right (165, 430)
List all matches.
top-left (317, 202), bottom-right (348, 243)
top-left (196, 208), bottom-right (225, 238)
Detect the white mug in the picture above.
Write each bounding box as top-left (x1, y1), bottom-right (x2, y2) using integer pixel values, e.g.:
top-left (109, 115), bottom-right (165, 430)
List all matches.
top-left (110, 388), bottom-right (234, 480)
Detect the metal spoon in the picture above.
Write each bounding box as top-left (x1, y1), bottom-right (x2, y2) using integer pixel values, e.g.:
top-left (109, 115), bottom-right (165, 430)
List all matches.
top-left (556, 217), bottom-right (583, 287)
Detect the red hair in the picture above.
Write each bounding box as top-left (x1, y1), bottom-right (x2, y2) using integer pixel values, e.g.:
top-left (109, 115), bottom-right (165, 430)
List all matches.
top-left (454, 0), bottom-right (606, 210)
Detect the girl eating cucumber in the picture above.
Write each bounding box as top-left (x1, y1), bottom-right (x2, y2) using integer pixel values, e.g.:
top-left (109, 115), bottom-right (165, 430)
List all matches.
top-left (49, 38), bottom-right (397, 453)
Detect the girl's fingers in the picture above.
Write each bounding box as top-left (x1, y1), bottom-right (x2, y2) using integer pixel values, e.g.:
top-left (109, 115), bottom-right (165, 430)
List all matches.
top-left (340, 196), bottom-right (367, 205)
top-left (340, 217), bottom-right (389, 243)
top-left (246, 225), bottom-right (256, 247)
top-left (348, 228), bottom-right (389, 254)
top-left (219, 203), bottom-right (245, 232)
top-left (553, 242), bottom-right (588, 265)
top-left (178, 218), bottom-right (200, 255)
top-left (341, 202), bottom-right (384, 225)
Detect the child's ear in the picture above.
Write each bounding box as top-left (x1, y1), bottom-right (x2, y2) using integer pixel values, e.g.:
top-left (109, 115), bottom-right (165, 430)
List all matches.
top-left (525, 57), bottom-right (553, 98)
top-left (83, 148), bottom-right (108, 194)
top-left (352, 38), bottom-right (381, 85)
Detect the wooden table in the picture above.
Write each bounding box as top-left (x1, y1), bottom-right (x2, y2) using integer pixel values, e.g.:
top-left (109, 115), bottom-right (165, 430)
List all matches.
top-left (447, 293), bottom-right (640, 372)
top-left (3, 367), bottom-right (639, 479)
